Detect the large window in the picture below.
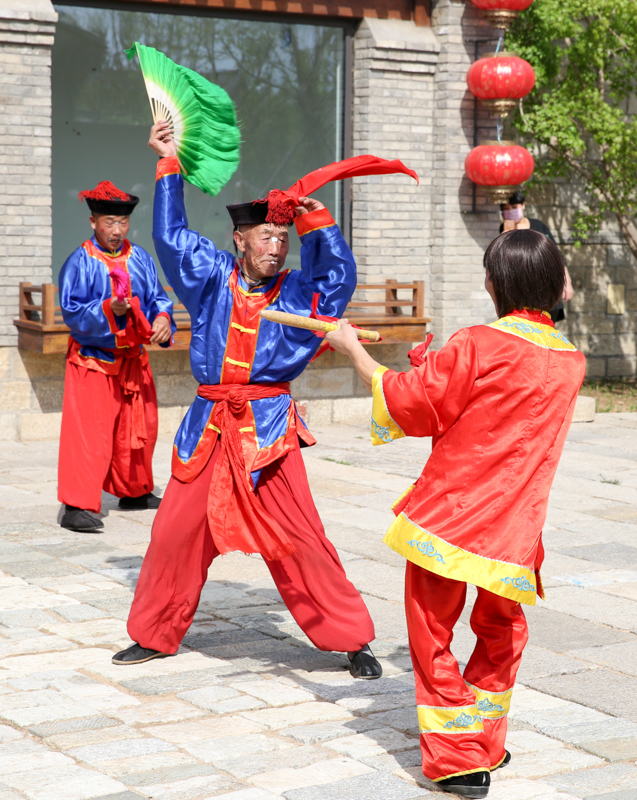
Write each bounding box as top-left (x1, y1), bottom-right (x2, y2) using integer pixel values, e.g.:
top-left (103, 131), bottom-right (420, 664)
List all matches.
top-left (52, 5), bottom-right (348, 278)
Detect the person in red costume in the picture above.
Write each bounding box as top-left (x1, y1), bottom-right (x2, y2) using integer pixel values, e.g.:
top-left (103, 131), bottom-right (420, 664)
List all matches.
top-left (325, 230), bottom-right (586, 798)
top-left (58, 182), bottom-right (176, 532)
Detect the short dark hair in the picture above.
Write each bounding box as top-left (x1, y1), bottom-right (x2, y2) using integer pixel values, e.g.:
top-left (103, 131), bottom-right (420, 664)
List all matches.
top-left (484, 229), bottom-right (565, 316)
top-left (500, 189), bottom-right (525, 210)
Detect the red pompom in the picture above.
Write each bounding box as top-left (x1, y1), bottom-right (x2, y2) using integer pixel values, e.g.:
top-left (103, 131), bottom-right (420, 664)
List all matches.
top-left (265, 191), bottom-right (297, 226)
top-left (78, 181), bottom-right (131, 203)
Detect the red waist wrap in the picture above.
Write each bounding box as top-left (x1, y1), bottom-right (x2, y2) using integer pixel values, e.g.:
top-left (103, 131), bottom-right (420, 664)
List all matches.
top-left (67, 296), bottom-right (154, 450)
top-left (196, 382), bottom-right (295, 561)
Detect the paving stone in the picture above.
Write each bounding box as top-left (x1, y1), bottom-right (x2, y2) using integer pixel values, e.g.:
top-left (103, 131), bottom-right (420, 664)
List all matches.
top-left (324, 727), bottom-right (418, 759)
top-left (0, 740), bottom-right (74, 775)
top-left (367, 707), bottom-right (419, 735)
top-left (584, 792), bottom-right (637, 800)
top-left (516, 645), bottom-right (593, 682)
top-left (300, 677), bottom-right (411, 703)
top-left (231, 680), bottom-right (317, 707)
top-left (577, 737), bottom-right (637, 762)
top-left (336, 692), bottom-right (420, 714)
top-left (280, 718), bottom-right (379, 744)
top-left (241, 702), bottom-right (353, 730)
top-left (118, 670), bottom-right (230, 696)
top-left (91, 794), bottom-right (142, 800)
top-left (68, 737), bottom-right (178, 764)
top-left (29, 716), bottom-right (121, 737)
top-left (146, 716), bottom-right (264, 743)
top-left (215, 745), bottom-right (327, 779)
top-left (559, 543), bottom-right (637, 568)
top-left (110, 700), bottom-right (205, 725)
top-left (567, 641), bottom-right (637, 678)
top-left (213, 791), bottom-right (285, 800)
top-left (282, 769), bottom-right (430, 799)
top-left (487, 779), bottom-right (574, 799)
top-left (544, 764), bottom-right (637, 796)
top-left (96, 751), bottom-right (200, 779)
top-left (133, 774), bottom-right (241, 800)
top-left (528, 670), bottom-right (637, 723)
top-left (183, 733), bottom-right (291, 764)
top-left (7, 765), bottom-right (128, 800)
top-left (176, 684), bottom-right (241, 707)
top-left (0, 690), bottom-right (101, 727)
top-left (501, 747), bottom-right (604, 779)
top-left (541, 586), bottom-right (637, 633)
top-left (249, 757), bottom-right (373, 794)
top-left (0, 726), bottom-right (22, 743)
top-left (122, 763), bottom-right (218, 787)
top-left (50, 604), bottom-right (110, 622)
top-left (0, 609), bottom-right (59, 628)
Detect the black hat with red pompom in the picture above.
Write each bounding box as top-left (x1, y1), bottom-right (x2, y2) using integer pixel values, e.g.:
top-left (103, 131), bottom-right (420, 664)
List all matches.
top-left (78, 181), bottom-right (139, 216)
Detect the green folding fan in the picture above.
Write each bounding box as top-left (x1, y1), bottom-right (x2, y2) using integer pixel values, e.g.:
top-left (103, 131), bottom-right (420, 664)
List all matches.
top-left (125, 42), bottom-right (240, 196)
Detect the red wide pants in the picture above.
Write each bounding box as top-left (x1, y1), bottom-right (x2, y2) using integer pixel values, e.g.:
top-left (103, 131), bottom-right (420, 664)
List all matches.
top-left (127, 443), bottom-right (375, 654)
top-left (58, 359), bottom-right (158, 512)
top-left (406, 563), bottom-right (528, 782)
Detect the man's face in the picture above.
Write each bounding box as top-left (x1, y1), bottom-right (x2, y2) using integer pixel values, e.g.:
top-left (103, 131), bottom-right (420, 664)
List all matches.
top-left (234, 223), bottom-right (290, 281)
top-left (90, 214), bottom-right (130, 251)
top-left (500, 202), bottom-right (526, 213)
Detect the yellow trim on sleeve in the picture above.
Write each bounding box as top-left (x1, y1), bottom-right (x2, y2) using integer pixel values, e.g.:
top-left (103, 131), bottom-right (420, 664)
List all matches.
top-left (391, 483), bottom-right (415, 511)
top-left (207, 423), bottom-right (221, 433)
top-left (383, 512), bottom-right (537, 605)
top-left (417, 704), bottom-right (484, 734)
top-left (371, 365), bottom-right (405, 446)
top-left (467, 683), bottom-right (513, 719)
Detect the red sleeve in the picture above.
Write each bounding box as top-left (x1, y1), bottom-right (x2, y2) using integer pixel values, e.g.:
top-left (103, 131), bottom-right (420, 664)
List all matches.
top-left (382, 328), bottom-right (479, 438)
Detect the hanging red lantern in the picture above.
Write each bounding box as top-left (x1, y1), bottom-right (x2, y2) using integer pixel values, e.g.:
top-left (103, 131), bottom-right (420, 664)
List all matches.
top-left (465, 141), bottom-right (534, 203)
top-left (467, 53), bottom-right (535, 116)
top-left (470, 0), bottom-right (534, 29)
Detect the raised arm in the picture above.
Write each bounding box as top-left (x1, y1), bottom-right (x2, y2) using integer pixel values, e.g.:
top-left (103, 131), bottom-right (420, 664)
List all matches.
top-left (149, 121), bottom-right (225, 313)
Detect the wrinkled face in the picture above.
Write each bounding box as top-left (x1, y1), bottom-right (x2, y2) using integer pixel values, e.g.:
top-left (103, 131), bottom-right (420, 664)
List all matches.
top-left (234, 223), bottom-right (290, 281)
top-left (90, 214), bottom-right (130, 251)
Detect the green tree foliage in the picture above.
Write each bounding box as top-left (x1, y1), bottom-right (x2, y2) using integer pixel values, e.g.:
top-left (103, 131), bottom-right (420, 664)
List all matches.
top-left (506, 0), bottom-right (637, 259)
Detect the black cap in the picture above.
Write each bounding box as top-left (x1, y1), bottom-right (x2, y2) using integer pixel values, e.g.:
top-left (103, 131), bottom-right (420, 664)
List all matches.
top-left (85, 195), bottom-right (139, 216)
top-left (226, 200), bottom-right (270, 228)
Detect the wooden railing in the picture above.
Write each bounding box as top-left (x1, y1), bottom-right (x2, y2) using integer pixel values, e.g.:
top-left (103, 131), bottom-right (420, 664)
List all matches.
top-left (14, 279), bottom-right (430, 353)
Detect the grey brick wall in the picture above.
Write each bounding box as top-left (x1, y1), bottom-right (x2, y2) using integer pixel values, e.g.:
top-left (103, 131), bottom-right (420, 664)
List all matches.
top-left (351, 4), bottom-right (499, 347)
top-left (0, 0), bottom-right (57, 346)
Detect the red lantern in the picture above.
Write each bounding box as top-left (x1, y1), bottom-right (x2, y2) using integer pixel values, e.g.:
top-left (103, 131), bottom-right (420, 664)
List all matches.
top-left (467, 54), bottom-right (535, 116)
top-left (465, 141), bottom-right (534, 203)
top-left (470, 0), bottom-right (534, 29)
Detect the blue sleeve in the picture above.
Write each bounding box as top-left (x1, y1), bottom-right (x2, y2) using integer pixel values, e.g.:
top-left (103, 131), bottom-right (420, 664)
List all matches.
top-left (138, 248), bottom-right (177, 347)
top-left (282, 208), bottom-right (357, 318)
top-left (152, 158), bottom-right (227, 315)
top-left (59, 247), bottom-right (116, 339)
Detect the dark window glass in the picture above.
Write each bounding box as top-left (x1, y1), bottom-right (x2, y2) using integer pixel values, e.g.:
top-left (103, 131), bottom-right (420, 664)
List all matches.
top-left (52, 5), bottom-right (346, 278)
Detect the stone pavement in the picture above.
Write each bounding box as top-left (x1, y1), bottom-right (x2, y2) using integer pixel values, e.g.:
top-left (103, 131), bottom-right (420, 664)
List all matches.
top-left (1, 414), bottom-right (637, 800)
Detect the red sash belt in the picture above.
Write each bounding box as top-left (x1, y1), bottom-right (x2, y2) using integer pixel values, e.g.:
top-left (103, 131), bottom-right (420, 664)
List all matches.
top-left (196, 382), bottom-right (295, 561)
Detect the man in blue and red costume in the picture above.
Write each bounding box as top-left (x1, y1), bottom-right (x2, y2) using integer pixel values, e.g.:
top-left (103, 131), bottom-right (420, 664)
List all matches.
top-left (58, 181), bottom-right (176, 533)
top-left (113, 120), bottom-right (417, 676)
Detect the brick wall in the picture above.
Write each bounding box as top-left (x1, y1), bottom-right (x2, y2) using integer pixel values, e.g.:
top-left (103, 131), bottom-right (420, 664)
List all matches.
top-left (0, 0), bottom-right (56, 346)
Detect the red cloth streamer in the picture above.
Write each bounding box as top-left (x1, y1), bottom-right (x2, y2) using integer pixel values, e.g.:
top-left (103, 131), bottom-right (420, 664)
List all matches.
top-left (118, 297), bottom-right (154, 449)
top-left (261, 155), bottom-right (420, 226)
top-left (78, 181), bottom-right (131, 202)
top-left (109, 267), bottom-right (130, 303)
top-left (196, 382), bottom-right (296, 561)
top-left (408, 334), bottom-right (434, 367)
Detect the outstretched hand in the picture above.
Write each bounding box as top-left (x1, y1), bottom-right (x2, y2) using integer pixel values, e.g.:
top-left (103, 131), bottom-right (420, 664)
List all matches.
top-left (325, 319), bottom-right (362, 355)
top-left (294, 196), bottom-right (325, 216)
top-left (149, 120), bottom-right (178, 159)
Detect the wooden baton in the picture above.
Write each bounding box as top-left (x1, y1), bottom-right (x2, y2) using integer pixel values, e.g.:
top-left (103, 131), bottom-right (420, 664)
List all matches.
top-left (259, 309), bottom-right (381, 343)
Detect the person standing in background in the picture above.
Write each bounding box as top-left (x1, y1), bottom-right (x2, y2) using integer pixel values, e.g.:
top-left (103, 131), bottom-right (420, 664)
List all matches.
top-left (500, 189), bottom-right (574, 322)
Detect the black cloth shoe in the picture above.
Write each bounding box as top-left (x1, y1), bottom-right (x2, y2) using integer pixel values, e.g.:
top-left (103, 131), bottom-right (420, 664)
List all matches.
top-left (493, 750), bottom-right (511, 771)
top-left (438, 770), bottom-right (490, 798)
top-left (347, 645), bottom-right (383, 679)
top-left (118, 493), bottom-right (161, 510)
top-left (112, 643), bottom-right (167, 665)
top-left (60, 505), bottom-right (104, 533)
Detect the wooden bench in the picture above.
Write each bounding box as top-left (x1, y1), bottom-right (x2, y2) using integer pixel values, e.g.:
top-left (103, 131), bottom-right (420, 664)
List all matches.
top-left (13, 279), bottom-right (430, 353)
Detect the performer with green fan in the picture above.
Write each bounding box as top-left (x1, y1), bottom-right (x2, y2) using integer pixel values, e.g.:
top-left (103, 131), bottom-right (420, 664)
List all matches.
top-left (115, 43), bottom-right (419, 677)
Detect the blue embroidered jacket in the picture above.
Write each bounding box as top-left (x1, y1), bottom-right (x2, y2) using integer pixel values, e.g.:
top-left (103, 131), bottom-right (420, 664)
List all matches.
top-left (59, 235), bottom-right (175, 363)
top-left (152, 155), bottom-right (357, 484)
